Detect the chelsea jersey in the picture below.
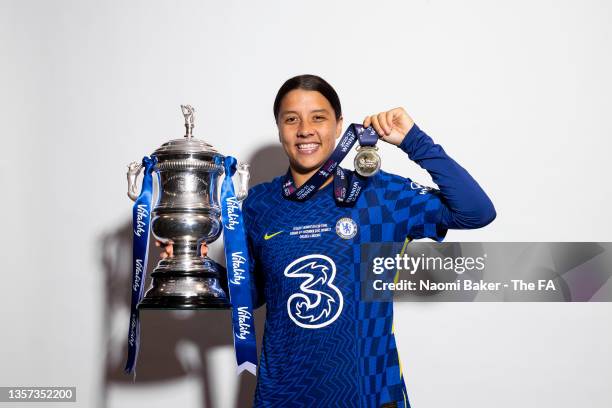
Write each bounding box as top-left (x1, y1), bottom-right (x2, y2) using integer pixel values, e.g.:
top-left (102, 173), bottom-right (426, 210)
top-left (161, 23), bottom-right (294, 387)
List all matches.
top-left (242, 167), bottom-right (448, 408)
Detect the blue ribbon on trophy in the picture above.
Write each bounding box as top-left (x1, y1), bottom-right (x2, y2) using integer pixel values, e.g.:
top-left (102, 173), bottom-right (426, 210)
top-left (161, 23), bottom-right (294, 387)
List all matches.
top-left (219, 156), bottom-right (258, 375)
top-left (282, 123), bottom-right (380, 206)
top-left (125, 155), bottom-right (157, 377)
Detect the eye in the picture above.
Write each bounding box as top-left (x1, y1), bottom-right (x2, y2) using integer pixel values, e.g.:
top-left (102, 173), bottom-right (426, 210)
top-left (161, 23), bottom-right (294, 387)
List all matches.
top-left (313, 115), bottom-right (326, 121)
top-left (285, 116), bottom-right (298, 124)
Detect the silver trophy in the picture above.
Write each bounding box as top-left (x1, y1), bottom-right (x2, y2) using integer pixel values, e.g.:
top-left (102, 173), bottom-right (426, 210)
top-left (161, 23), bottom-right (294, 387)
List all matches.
top-left (126, 105), bottom-right (250, 309)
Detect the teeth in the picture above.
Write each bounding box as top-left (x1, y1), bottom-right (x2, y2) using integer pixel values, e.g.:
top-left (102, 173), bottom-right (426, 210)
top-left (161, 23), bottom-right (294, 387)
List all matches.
top-left (297, 143), bottom-right (318, 150)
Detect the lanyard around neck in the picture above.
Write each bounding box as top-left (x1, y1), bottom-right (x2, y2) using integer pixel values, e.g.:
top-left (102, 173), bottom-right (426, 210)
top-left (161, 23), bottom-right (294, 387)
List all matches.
top-left (281, 124), bottom-right (378, 206)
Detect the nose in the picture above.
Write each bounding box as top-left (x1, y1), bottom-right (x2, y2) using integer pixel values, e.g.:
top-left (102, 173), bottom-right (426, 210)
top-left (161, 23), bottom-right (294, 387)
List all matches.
top-left (297, 121), bottom-right (314, 138)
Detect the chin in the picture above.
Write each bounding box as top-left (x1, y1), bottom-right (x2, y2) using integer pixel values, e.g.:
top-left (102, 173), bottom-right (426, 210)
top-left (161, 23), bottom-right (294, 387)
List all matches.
top-left (290, 157), bottom-right (327, 174)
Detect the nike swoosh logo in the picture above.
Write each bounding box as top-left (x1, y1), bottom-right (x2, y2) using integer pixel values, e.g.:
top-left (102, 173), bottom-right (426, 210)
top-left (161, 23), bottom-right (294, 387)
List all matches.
top-left (264, 231), bottom-right (283, 240)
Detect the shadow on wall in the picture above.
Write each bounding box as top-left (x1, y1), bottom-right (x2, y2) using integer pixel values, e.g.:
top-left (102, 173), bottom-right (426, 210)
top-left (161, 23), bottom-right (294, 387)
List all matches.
top-left (99, 143), bottom-right (287, 408)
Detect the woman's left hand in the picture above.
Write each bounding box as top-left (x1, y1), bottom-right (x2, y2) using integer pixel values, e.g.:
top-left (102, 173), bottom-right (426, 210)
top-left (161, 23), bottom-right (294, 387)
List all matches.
top-left (363, 107), bottom-right (415, 146)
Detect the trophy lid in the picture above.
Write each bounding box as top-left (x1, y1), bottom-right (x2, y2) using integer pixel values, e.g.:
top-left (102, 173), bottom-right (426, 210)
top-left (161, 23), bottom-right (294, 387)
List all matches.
top-left (153, 105), bottom-right (221, 156)
top-left (154, 137), bottom-right (219, 155)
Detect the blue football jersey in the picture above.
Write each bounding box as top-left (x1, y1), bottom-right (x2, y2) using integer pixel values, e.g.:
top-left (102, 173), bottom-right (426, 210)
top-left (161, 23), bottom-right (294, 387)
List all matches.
top-left (242, 168), bottom-right (448, 408)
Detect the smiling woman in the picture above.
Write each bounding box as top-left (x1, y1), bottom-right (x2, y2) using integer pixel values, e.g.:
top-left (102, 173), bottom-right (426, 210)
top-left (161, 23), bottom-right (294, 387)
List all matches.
top-left (242, 74), bottom-right (496, 408)
top-left (273, 75), bottom-right (344, 187)
top-left (161, 74), bottom-right (496, 407)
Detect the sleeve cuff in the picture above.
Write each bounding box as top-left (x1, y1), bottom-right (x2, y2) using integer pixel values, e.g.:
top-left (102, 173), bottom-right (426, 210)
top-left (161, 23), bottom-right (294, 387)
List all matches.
top-left (398, 122), bottom-right (423, 158)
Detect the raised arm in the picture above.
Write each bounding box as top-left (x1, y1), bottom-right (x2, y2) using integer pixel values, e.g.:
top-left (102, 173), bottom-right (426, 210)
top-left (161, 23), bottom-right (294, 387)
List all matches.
top-left (364, 108), bottom-right (496, 230)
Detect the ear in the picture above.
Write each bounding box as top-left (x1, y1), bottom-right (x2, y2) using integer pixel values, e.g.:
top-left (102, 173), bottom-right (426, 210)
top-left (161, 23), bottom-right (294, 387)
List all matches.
top-left (336, 116), bottom-right (344, 139)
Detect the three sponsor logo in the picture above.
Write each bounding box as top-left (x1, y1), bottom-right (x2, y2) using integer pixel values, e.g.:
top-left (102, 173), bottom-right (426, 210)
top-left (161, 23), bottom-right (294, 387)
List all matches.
top-left (410, 181), bottom-right (432, 195)
top-left (284, 254), bottom-right (344, 329)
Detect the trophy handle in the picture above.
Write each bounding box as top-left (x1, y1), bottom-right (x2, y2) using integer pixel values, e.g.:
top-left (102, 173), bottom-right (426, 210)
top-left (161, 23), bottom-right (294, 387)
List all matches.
top-left (235, 162), bottom-right (250, 202)
top-left (127, 161), bottom-right (143, 201)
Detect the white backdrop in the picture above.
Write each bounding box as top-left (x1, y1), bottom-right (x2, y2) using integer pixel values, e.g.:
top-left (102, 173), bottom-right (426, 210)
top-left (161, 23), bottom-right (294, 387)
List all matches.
top-left (1, 0), bottom-right (611, 407)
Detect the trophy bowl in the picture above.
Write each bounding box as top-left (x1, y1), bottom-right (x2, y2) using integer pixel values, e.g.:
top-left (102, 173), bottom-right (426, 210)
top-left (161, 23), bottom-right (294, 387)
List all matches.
top-left (126, 105), bottom-right (249, 310)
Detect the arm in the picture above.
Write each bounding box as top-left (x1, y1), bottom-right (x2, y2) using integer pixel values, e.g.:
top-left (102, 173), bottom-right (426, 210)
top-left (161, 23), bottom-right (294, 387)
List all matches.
top-left (156, 240), bottom-right (265, 308)
top-left (242, 195), bottom-right (266, 308)
top-left (364, 108), bottom-right (496, 230)
top-left (246, 237), bottom-right (266, 309)
top-left (398, 123), bottom-right (496, 229)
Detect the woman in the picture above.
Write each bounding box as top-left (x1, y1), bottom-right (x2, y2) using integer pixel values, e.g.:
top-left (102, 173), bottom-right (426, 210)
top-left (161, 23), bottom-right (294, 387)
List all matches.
top-left (161, 74), bottom-right (495, 407)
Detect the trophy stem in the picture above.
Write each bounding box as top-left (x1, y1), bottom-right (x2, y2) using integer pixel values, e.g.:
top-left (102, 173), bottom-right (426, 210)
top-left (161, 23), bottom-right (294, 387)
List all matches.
top-left (173, 241), bottom-right (198, 256)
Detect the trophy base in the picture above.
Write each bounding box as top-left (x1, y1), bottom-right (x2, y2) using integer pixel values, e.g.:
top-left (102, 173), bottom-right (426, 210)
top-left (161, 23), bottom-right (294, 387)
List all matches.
top-left (138, 295), bottom-right (231, 310)
top-left (138, 256), bottom-right (232, 310)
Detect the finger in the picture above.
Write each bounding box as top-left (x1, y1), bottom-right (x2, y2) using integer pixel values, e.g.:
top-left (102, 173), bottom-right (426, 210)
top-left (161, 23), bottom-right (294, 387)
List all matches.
top-left (370, 115), bottom-right (384, 138)
top-left (155, 240), bottom-right (160, 247)
top-left (386, 110), bottom-right (397, 132)
top-left (165, 244), bottom-right (173, 257)
top-left (363, 115), bottom-right (371, 128)
top-left (160, 252), bottom-right (168, 259)
top-left (378, 112), bottom-right (391, 135)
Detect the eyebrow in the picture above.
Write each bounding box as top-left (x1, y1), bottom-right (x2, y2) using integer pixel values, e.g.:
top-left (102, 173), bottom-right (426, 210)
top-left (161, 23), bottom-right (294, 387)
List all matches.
top-left (281, 109), bottom-right (330, 116)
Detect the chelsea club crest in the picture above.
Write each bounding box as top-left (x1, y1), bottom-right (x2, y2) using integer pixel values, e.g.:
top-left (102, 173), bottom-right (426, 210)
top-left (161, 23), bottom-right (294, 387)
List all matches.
top-left (335, 217), bottom-right (358, 239)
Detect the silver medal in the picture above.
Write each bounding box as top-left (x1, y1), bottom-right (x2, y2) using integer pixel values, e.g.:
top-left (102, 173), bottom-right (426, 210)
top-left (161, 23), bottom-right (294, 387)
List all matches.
top-left (354, 145), bottom-right (381, 177)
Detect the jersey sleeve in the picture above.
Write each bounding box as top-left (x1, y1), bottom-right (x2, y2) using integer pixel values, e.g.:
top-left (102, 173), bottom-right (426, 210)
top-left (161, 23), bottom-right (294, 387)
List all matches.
top-left (247, 234), bottom-right (266, 308)
top-left (241, 192), bottom-right (267, 308)
top-left (397, 123), bottom-right (497, 230)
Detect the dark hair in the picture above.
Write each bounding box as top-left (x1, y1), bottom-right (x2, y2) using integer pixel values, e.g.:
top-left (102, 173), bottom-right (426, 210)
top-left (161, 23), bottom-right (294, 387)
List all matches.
top-left (273, 74), bottom-right (342, 122)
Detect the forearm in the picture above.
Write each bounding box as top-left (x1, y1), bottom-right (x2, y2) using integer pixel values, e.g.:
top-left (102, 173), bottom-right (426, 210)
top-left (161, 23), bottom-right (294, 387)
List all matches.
top-left (399, 124), bottom-right (496, 229)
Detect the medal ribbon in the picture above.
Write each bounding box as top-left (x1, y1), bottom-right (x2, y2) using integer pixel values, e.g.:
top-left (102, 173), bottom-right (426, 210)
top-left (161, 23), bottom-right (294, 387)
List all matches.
top-left (124, 155), bottom-right (157, 376)
top-left (333, 166), bottom-right (366, 207)
top-left (282, 123), bottom-right (378, 205)
top-left (219, 156), bottom-right (258, 376)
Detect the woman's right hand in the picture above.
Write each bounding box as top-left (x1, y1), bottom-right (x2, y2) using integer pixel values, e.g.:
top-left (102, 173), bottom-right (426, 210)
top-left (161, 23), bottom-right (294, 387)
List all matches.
top-left (155, 241), bottom-right (208, 258)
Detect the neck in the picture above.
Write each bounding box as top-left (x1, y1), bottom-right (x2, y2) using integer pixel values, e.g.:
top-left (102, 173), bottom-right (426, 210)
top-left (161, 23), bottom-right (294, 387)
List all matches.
top-left (290, 167), bottom-right (334, 190)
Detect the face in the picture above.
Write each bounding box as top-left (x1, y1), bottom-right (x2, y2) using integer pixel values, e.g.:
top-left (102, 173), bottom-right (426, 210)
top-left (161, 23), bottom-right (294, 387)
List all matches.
top-left (277, 89), bottom-right (343, 175)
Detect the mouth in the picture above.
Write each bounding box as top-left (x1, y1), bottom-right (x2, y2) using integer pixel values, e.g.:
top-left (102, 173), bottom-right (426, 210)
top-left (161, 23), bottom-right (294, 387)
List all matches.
top-left (296, 142), bottom-right (321, 155)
